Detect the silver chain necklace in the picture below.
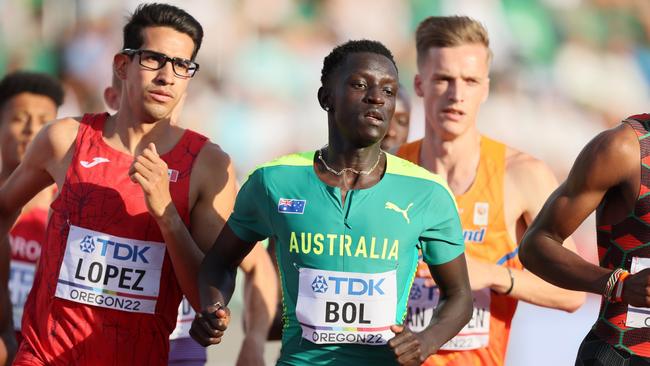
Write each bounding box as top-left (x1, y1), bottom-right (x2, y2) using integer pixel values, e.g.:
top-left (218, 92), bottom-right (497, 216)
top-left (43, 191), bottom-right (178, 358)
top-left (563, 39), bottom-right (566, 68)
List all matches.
top-left (317, 146), bottom-right (384, 176)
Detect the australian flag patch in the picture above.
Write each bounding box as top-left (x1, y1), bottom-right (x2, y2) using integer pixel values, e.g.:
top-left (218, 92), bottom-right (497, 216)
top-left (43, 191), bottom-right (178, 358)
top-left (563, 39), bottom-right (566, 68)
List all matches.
top-left (278, 198), bottom-right (306, 214)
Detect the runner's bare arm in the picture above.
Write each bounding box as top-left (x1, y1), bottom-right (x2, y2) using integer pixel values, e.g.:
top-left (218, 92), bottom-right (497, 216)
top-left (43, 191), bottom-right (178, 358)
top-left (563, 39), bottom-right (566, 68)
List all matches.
top-left (136, 142), bottom-right (237, 309)
top-left (487, 154), bottom-right (585, 311)
top-left (389, 253), bottom-right (472, 364)
top-left (520, 124), bottom-right (644, 303)
top-left (237, 243), bottom-right (278, 365)
top-left (0, 118), bottom-right (77, 241)
top-left (191, 224), bottom-right (258, 346)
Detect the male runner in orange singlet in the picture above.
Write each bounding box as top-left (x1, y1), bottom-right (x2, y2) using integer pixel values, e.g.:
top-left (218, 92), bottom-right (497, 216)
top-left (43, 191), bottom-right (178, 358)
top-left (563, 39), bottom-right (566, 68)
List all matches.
top-left (397, 16), bottom-right (585, 366)
top-left (0, 3), bottom-right (276, 365)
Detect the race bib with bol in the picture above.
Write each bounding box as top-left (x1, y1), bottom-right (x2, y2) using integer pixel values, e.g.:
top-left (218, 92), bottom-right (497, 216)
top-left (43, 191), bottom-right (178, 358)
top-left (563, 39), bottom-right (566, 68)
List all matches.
top-left (295, 267), bottom-right (397, 345)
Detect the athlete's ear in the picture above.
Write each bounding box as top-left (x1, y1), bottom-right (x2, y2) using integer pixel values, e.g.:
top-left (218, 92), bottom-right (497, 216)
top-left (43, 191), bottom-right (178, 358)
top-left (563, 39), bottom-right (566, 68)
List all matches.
top-left (113, 53), bottom-right (130, 81)
top-left (414, 74), bottom-right (424, 98)
top-left (317, 86), bottom-right (332, 112)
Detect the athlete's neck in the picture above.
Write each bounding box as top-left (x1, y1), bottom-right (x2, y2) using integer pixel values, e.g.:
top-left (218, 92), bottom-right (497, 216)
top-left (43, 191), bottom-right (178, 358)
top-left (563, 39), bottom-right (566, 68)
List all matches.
top-left (325, 140), bottom-right (383, 173)
top-left (105, 110), bottom-right (178, 156)
top-left (420, 125), bottom-right (481, 195)
top-left (314, 134), bottom-right (386, 202)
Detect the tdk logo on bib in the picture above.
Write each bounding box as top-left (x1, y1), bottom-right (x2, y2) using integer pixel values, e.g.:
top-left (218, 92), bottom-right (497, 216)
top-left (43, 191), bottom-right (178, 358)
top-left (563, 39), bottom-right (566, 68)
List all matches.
top-left (96, 238), bottom-right (150, 263)
top-left (311, 275), bottom-right (385, 296)
top-left (312, 275), bottom-right (328, 293)
top-left (79, 235), bottom-right (150, 263)
top-left (80, 236), bottom-right (96, 253)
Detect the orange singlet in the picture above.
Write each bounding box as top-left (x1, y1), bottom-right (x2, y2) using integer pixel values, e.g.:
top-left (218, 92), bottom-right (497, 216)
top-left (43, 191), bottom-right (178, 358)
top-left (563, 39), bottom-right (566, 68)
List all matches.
top-left (397, 136), bottom-right (521, 366)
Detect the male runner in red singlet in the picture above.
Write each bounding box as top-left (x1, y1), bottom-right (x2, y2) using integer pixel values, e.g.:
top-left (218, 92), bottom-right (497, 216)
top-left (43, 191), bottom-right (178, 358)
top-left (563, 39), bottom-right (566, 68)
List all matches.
top-left (520, 114), bottom-right (650, 366)
top-left (396, 16), bottom-right (585, 366)
top-left (0, 71), bottom-right (63, 365)
top-left (0, 4), bottom-right (276, 366)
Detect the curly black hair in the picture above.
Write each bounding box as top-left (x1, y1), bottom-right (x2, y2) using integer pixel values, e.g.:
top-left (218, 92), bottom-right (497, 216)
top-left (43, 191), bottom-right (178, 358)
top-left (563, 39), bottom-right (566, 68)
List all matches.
top-left (320, 39), bottom-right (397, 85)
top-left (0, 71), bottom-right (64, 109)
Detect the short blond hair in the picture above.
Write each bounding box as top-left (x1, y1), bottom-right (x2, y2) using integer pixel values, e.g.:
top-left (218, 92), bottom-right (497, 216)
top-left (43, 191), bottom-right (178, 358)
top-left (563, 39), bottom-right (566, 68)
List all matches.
top-left (416, 16), bottom-right (491, 65)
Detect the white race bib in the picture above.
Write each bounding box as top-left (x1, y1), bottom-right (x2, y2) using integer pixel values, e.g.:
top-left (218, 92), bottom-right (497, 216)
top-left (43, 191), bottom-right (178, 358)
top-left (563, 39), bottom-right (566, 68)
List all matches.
top-left (8, 260), bottom-right (36, 331)
top-left (626, 257), bottom-right (650, 327)
top-left (55, 225), bottom-right (166, 314)
top-left (406, 277), bottom-right (491, 350)
top-left (170, 297), bottom-right (195, 340)
top-left (295, 267), bottom-right (397, 345)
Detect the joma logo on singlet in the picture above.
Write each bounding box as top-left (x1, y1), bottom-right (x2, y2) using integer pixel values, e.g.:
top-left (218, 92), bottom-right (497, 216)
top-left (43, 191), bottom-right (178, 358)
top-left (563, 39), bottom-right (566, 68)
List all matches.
top-left (80, 157), bottom-right (110, 168)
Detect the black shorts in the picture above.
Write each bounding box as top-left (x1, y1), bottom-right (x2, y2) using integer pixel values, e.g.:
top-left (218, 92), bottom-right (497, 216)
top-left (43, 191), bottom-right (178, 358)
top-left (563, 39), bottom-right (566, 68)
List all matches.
top-left (575, 330), bottom-right (650, 366)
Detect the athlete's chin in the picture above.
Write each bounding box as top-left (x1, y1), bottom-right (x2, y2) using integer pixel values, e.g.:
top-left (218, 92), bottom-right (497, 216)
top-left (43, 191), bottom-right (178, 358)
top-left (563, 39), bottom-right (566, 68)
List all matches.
top-left (355, 134), bottom-right (384, 149)
top-left (429, 121), bottom-right (467, 140)
top-left (141, 105), bottom-right (172, 123)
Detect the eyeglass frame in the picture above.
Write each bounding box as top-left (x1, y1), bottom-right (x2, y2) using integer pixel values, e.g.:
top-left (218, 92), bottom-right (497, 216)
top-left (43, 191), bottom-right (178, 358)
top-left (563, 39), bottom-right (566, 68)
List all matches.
top-left (121, 48), bottom-right (200, 78)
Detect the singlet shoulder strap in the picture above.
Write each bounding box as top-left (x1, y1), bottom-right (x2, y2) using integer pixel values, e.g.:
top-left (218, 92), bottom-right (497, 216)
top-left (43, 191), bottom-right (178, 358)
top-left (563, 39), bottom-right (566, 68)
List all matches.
top-left (75, 113), bottom-right (109, 146)
top-left (624, 113), bottom-right (650, 138)
top-left (623, 114), bottom-right (650, 167)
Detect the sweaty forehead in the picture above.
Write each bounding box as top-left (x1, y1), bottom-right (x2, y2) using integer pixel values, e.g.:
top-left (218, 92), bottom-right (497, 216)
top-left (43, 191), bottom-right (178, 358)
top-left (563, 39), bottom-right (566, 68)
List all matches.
top-left (421, 45), bottom-right (489, 77)
top-left (139, 26), bottom-right (194, 59)
top-left (338, 52), bottom-right (398, 80)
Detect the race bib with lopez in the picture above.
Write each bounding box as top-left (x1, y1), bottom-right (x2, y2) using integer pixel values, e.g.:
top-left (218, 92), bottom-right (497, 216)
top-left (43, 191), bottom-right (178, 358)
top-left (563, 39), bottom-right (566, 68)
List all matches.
top-left (55, 225), bottom-right (166, 314)
top-left (627, 257), bottom-right (650, 328)
top-left (406, 277), bottom-right (491, 350)
top-left (295, 267), bottom-right (397, 346)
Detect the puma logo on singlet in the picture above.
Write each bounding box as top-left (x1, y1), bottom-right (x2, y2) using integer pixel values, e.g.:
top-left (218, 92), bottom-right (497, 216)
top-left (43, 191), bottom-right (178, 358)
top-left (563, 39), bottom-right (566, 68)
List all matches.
top-left (80, 157), bottom-right (110, 168)
top-left (385, 202), bottom-right (413, 224)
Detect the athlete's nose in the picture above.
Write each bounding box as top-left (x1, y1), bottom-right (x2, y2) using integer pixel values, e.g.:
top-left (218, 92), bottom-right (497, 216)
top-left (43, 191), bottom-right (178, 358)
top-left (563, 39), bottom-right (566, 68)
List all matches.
top-left (447, 79), bottom-right (464, 103)
top-left (22, 116), bottom-right (34, 137)
top-left (154, 62), bottom-right (175, 85)
top-left (364, 86), bottom-right (385, 105)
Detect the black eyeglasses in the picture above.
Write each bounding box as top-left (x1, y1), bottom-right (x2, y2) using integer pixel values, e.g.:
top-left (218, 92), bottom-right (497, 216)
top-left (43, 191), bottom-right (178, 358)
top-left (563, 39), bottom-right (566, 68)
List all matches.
top-left (121, 48), bottom-right (199, 78)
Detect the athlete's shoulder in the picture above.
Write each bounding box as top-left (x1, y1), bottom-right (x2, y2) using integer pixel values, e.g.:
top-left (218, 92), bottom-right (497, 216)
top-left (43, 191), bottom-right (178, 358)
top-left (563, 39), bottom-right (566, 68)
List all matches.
top-left (240, 151), bottom-right (314, 187)
top-left (46, 116), bottom-right (82, 139)
top-left (499, 142), bottom-right (559, 196)
top-left (196, 140), bottom-right (231, 169)
top-left (36, 116), bottom-right (82, 157)
top-left (192, 140), bottom-right (235, 192)
top-left (575, 122), bottom-right (639, 175)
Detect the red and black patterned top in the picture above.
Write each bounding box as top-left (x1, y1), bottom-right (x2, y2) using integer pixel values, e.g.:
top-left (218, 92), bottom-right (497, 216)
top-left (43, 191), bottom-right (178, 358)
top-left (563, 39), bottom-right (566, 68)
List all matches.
top-left (593, 113), bottom-right (650, 357)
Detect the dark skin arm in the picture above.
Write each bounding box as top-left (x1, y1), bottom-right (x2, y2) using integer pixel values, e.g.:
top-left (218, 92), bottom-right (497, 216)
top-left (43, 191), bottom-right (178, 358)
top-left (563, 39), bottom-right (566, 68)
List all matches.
top-left (520, 123), bottom-right (650, 305)
top-left (388, 254), bottom-right (472, 365)
top-left (190, 224), bottom-right (257, 346)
